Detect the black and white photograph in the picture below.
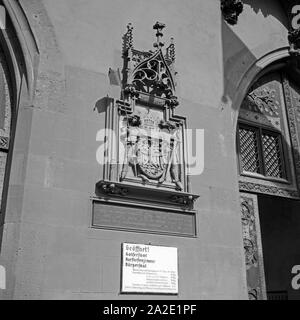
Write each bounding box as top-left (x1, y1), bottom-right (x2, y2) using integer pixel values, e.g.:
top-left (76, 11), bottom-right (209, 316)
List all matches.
top-left (0, 0), bottom-right (299, 309)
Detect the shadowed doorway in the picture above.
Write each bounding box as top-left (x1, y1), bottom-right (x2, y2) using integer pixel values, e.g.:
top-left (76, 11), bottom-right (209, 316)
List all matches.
top-left (237, 64), bottom-right (300, 300)
top-left (258, 194), bottom-right (300, 300)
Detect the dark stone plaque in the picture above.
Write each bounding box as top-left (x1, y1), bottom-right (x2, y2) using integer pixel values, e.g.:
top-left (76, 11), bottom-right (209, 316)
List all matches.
top-left (92, 200), bottom-right (196, 237)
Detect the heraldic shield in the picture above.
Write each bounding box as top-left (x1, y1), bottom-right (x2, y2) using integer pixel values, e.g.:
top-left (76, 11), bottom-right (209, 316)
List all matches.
top-left (137, 135), bottom-right (164, 180)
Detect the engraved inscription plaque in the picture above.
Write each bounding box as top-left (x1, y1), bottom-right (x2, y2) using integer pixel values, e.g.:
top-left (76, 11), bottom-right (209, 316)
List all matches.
top-left (92, 200), bottom-right (196, 237)
top-left (121, 243), bottom-right (178, 294)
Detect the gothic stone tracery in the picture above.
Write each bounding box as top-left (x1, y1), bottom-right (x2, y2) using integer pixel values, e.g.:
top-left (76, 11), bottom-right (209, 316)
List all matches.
top-left (240, 195), bottom-right (266, 300)
top-left (98, 22), bottom-right (199, 209)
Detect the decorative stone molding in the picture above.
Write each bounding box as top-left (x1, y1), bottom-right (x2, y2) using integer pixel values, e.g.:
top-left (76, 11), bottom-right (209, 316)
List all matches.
top-left (96, 181), bottom-right (199, 210)
top-left (239, 181), bottom-right (299, 199)
top-left (282, 75), bottom-right (300, 191)
top-left (170, 195), bottom-right (195, 208)
top-left (98, 181), bottom-right (129, 197)
top-left (247, 87), bottom-right (280, 117)
top-left (241, 197), bottom-right (260, 270)
top-left (221, 0), bottom-right (244, 25)
top-left (240, 193), bottom-right (267, 300)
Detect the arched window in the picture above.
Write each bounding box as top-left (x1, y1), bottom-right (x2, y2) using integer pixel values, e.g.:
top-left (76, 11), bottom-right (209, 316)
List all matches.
top-left (238, 70), bottom-right (300, 195)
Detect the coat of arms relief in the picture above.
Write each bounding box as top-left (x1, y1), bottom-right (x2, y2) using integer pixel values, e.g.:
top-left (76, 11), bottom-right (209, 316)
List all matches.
top-left (119, 106), bottom-right (183, 191)
top-left (97, 22), bottom-right (198, 209)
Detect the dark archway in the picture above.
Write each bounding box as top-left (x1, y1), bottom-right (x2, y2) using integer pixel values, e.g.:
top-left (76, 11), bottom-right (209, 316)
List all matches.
top-left (237, 61), bottom-right (300, 300)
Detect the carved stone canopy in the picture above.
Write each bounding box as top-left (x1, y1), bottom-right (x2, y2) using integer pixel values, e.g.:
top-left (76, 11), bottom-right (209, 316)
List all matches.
top-left (122, 22), bottom-right (178, 107)
top-left (221, 0), bottom-right (244, 25)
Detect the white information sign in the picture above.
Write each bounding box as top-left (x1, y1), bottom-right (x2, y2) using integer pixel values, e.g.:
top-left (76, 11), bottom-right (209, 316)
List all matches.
top-left (121, 243), bottom-right (178, 294)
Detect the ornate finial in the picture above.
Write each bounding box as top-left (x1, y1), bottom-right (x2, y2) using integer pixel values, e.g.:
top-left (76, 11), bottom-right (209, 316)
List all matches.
top-left (166, 37), bottom-right (176, 62)
top-left (123, 23), bottom-right (134, 55)
top-left (153, 21), bottom-right (166, 50)
top-left (126, 23), bottom-right (133, 49)
top-left (221, 0), bottom-right (244, 25)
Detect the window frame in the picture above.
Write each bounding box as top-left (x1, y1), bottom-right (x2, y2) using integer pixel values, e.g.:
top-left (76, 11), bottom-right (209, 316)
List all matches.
top-left (237, 119), bottom-right (289, 184)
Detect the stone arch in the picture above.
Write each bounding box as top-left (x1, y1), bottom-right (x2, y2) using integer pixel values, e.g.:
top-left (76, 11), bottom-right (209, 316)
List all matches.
top-left (231, 48), bottom-right (290, 135)
top-left (0, 0), bottom-right (64, 299)
top-left (235, 48), bottom-right (300, 300)
top-left (0, 0), bottom-right (40, 228)
top-left (0, 0), bottom-right (40, 105)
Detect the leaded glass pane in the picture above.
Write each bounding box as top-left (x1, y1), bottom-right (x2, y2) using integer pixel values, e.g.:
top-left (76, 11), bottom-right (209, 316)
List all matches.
top-left (239, 126), bottom-right (261, 174)
top-left (262, 131), bottom-right (285, 178)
